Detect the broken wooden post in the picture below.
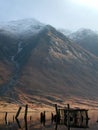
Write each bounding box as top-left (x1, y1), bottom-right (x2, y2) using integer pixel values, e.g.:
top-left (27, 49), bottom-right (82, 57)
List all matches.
top-left (43, 111), bottom-right (46, 126)
top-left (51, 112), bottom-right (54, 123)
top-left (15, 106), bottom-right (22, 119)
top-left (67, 104), bottom-right (70, 109)
top-left (16, 118), bottom-right (21, 129)
top-left (54, 104), bottom-right (60, 130)
top-left (24, 104), bottom-right (28, 120)
top-left (55, 104), bottom-right (60, 122)
top-left (40, 112), bottom-right (43, 124)
top-left (85, 110), bottom-right (89, 119)
top-left (24, 116), bottom-right (28, 130)
top-left (55, 104), bottom-right (58, 124)
top-left (55, 104), bottom-right (58, 116)
top-left (5, 112), bottom-right (8, 125)
top-left (67, 104), bottom-right (70, 126)
top-left (13, 115), bottom-right (14, 122)
top-left (40, 111), bottom-right (46, 126)
top-left (30, 116), bottom-right (32, 121)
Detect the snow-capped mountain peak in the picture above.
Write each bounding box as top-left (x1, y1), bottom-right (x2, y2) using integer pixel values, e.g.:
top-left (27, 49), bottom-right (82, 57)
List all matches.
top-left (0, 18), bottom-right (45, 35)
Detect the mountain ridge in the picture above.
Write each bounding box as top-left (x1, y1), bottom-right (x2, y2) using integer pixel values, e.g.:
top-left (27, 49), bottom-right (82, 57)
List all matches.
top-left (0, 19), bottom-right (98, 108)
top-left (59, 28), bottom-right (98, 57)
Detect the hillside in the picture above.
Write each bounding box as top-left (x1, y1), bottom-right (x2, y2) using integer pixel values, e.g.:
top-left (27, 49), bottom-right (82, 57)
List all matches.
top-left (18, 26), bottom-right (98, 106)
top-left (69, 29), bottom-right (98, 57)
top-left (0, 20), bottom-right (98, 108)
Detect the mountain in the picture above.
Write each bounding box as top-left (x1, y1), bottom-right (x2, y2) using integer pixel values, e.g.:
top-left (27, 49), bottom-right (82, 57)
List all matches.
top-left (0, 20), bottom-right (98, 108)
top-left (0, 18), bottom-right (45, 63)
top-left (0, 18), bottom-right (44, 38)
top-left (69, 29), bottom-right (98, 57)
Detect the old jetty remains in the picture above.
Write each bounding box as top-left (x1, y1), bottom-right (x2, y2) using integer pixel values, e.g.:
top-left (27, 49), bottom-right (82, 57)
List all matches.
top-left (53, 104), bottom-right (89, 128)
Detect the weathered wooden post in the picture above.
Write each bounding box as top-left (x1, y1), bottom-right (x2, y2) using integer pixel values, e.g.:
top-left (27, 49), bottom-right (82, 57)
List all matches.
top-left (55, 104), bottom-right (60, 130)
top-left (55, 104), bottom-right (60, 122)
top-left (24, 115), bottom-right (28, 130)
top-left (40, 111), bottom-right (46, 126)
top-left (30, 116), bottom-right (32, 121)
top-left (40, 112), bottom-right (43, 124)
top-left (24, 104), bottom-right (28, 120)
top-left (55, 104), bottom-right (58, 116)
top-left (24, 104), bottom-right (28, 130)
top-left (16, 118), bottom-right (21, 128)
top-left (67, 104), bottom-right (70, 109)
top-left (85, 110), bottom-right (89, 119)
top-left (15, 106), bottom-right (22, 119)
top-left (51, 112), bottom-right (54, 123)
top-left (67, 104), bottom-right (70, 125)
top-left (13, 115), bottom-right (14, 122)
top-left (43, 111), bottom-right (46, 126)
top-left (5, 112), bottom-right (8, 125)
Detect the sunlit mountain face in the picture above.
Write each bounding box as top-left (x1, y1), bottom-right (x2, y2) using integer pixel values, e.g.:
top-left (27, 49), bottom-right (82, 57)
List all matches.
top-left (0, 19), bottom-right (98, 108)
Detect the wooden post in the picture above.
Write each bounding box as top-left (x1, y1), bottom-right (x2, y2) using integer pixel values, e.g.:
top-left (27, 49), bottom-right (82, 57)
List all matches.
top-left (40, 111), bottom-right (46, 126)
top-left (15, 106), bottom-right (22, 119)
top-left (67, 104), bottom-right (70, 127)
top-left (43, 111), bottom-right (46, 126)
top-left (24, 104), bottom-right (28, 120)
top-left (30, 116), bottom-right (32, 121)
top-left (40, 112), bottom-right (43, 124)
top-left (51, 112), bottom-right (54, 123)
top-left (5, 112), bottom-right (8, 125)
top-left (24, 116), bottom-right (28, 130)
top-left (16, 118), bottom-right (21, 128)
top-left (13, 115), bottom-right (14, 122)
top-left (55, 104), bottom-right (58, 116)
top-left (67, 104), bottom-right (70, 109)
top-left (24, 104), bottom-right (28, 130)
top-left (55, 104), bottom-right (59, 130)
top-left (85, 110), bottom-right (89, 119)
top-left (55, 104), bottom-right (58, 122)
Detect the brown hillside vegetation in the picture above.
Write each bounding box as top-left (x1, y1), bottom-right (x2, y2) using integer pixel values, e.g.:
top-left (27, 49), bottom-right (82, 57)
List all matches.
top-left (0, 22), bottom-right (98, 109)
top-left (12, 26), bottom-right (98, 108)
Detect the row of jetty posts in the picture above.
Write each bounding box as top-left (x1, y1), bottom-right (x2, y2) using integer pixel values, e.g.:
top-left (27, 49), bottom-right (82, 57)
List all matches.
top-left (40, 104), bottom-right (90, 130)
top-left (4, 103), bottom-right (89, 129)
top-left (5, 104), bottom-right (28, 129)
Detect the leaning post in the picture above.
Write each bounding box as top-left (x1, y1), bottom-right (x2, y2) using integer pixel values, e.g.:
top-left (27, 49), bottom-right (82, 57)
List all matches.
top-left (24, 104), bottom-right (28, 120)
top-left (15, 106), bottom-right (22, 119)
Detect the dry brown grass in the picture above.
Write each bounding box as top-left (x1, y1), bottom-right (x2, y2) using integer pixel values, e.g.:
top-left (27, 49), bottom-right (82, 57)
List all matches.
top-left (0, 100), bottom-right (98, 130)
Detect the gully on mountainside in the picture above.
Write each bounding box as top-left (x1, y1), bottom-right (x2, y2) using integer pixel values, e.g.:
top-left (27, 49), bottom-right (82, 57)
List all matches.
top-left (0, 42), bottom-right (22, 101)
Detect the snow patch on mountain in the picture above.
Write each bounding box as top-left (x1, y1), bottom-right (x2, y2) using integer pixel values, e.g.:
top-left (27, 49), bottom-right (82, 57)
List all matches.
top-left (0, 18), bottom-right (45, 36)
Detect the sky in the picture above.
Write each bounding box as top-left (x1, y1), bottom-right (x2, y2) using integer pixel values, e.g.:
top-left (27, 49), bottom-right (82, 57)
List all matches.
top-left (0, 0), bottom-right (98, 31)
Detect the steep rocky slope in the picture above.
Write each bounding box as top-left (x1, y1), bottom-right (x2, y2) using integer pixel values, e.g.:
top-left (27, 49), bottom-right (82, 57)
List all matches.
top-left (15, 26), bottom-right (98, 107)
top-left (0, 20), bottom-right (98, 108)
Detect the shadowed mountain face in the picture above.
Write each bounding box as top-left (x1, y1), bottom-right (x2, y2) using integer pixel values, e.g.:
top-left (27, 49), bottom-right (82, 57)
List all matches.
top-left (0, 20), bottom-right (98, 107)
top-left (69, 29), bottom-right (98, 57)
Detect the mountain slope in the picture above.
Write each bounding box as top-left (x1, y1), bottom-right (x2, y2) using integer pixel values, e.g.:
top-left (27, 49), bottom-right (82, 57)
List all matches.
top-left (0, 20), bottom-right (98, 108)
top-left (0, 18), bottom-right (45, 37)
top-left (69, 29), bottom-right (98, 57)
top-left (14, 26), bottom-right (98, 107)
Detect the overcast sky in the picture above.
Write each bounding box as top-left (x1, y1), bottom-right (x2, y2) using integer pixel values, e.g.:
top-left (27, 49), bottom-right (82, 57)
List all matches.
top-left (0, 0), bottom-right (98, 31)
